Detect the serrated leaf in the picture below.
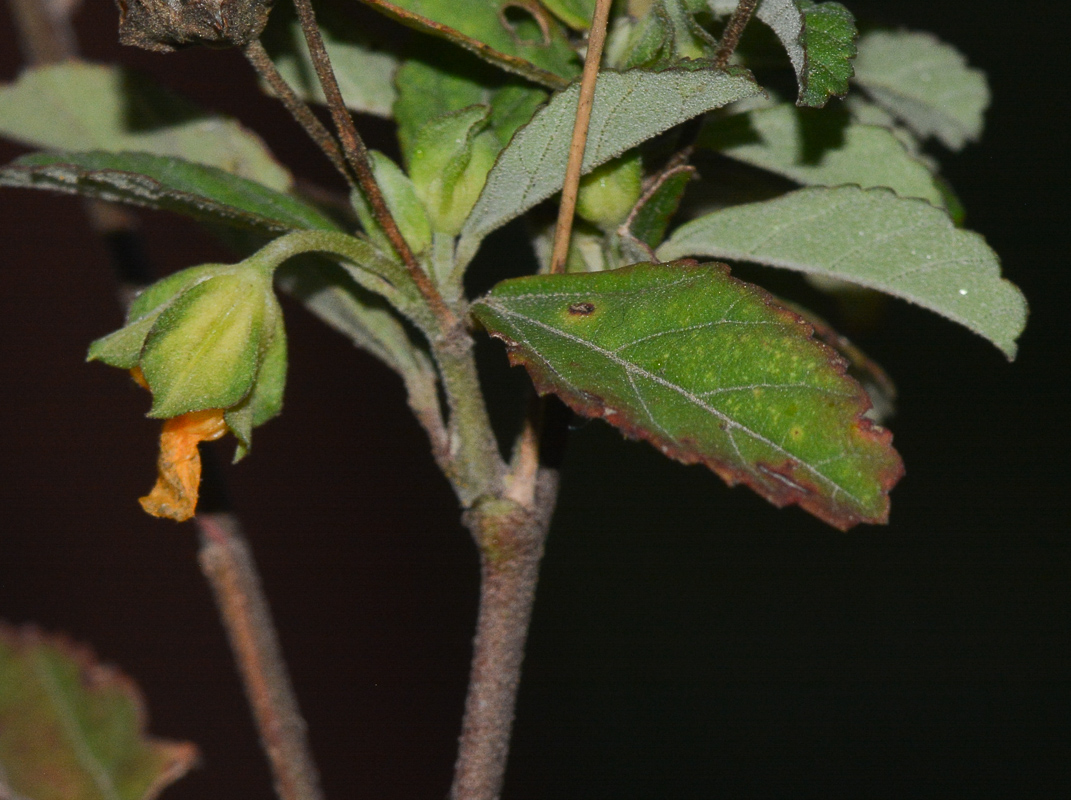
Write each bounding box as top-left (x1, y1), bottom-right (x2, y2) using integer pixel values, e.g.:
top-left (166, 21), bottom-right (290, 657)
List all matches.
top-left (852, 30), bottom-right (989, 151)
top-left (457, 66), bottom-right (761, 265)
top-left (0, 623), bottom-right (197, 800)
top-left (262, 4), bottom-right (398, 117)
top-left (356, 0), bottom-right (581, 88)
top-left (0, 63), bottom-right (289, 190)
top-left (658, 186), bottom-right (1027, 358)
top-left (473, 261), bottom-right (902, 529)
top-left (0, 151), bottom-right (340, 235)
top-left (700, 102), bottom-right (946, 206)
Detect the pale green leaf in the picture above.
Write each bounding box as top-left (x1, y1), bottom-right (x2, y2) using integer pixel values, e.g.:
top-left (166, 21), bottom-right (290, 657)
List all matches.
top-left (262, 6), bottom-right (398, 117)
top-left (457, 66), bottom-right (761, 265)
top-left (658, 186), bottom-right (1027, 357)
top-left (0, 623), bottom-right (198, 800)
top-left (472, 261), bottom-right (903, 529)
top-left (0, 63), bottom-right (290, 190)
top-left (1, 151), bottom-right (340, 234)
top-left (700, 103), bottom-right (946, 206)
top-left (356, 0), bottom-right (581, 88)
top-left (852, 30), bottom-right (989, 151)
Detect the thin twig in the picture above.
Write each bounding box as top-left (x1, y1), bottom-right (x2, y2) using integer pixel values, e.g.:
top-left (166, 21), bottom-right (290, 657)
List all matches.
top-left (715, 0), bottom-right (758, 69)
top-left (196, 513), bottom-right (325, 800)
top-left (243, 39), bottom-right (352, 184)
top-left (289, 0), bottom-right (456, 330)
top-left (549, 0), bottom-right (614, 275)
top-left (6, 0), bottom-right (78, 64)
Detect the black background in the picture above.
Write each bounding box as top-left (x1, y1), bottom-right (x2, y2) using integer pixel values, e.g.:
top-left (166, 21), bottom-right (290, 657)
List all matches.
top-left (1, 1), bottom-right (1068, 797)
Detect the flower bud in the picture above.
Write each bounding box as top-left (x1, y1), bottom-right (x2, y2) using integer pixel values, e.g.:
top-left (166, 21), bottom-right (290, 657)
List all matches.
top-left (576, 151), bottom-right (643, 229)
top-left (116, 0), bottom-right (273, 53)
top-left (89, 260), bottom-right (287, 520)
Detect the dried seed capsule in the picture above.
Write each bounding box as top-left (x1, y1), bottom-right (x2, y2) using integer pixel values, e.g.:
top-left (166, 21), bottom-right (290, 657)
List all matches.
top-left (115, 0), bottom-right (273, 53)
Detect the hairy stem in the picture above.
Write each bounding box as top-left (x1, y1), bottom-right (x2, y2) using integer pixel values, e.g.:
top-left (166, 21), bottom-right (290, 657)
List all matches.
top-left (715, 0), bottom-right (758, 69)
top-left (196, 514), bottom-right (324, 800)
top-left (450, 473), bottom-right (560, 800)
top-left (243, 39), bottom-right (352, 183)
top-left (549, 0), bottom-right (614, 274)
top-left (289, 0), bottom-right (455, 329)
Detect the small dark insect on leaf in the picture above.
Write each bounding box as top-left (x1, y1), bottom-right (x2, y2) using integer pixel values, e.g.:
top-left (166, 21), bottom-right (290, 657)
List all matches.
top-left (116, 0), bottom-right (273, 53)
top-left (568, 302), bottom-right (596, 315)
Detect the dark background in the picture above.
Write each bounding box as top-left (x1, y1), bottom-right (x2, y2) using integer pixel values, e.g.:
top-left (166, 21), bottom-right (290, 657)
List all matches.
top-left (1, 1), bottom-right (1068, 797)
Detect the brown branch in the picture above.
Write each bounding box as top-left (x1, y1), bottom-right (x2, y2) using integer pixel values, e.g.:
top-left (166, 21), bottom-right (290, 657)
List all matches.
top-left (243, 39), bottom-right (352, 184)
top-left (548, 0), bottom-right (614, 275)
top-left (715, 0), bottom-right (758, 69)
top-left (196, 514), bottom-right (325, 800)
top-left (289, 0), bottom-right (456, 330)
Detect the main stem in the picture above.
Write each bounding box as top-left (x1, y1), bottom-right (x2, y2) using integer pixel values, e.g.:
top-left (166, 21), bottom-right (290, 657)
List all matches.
top-left (450, 476), bottom-right (560, 800)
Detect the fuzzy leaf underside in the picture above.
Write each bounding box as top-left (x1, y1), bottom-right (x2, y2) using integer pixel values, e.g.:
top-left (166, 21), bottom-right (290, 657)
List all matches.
top-left (263, 7), bottom-right (398, 117)
top-left (852, 30), bottom-right (988, 151)
top-left (657, 186), bottom-right (1027, 358)
top-left (0, 62), bottom-right (289, 190)
top-left (0, 151), bottom-right (339, 234)
top-left (457, 66), bottom-right (760, 264)
top-left (0, 623), bottom-right (198, 800)
top-left (700, 103), bottom-right (945, 207)
top-left (473, 262), bottom-right (903, 529)
top-left (355, 0), bottom-right (581, 88)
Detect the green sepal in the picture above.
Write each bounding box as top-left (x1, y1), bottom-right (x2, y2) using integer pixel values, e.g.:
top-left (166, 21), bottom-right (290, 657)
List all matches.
top-left (140, 270), bottom-right (272, 419)
top-left (576, 151), bottom-right (644, 229)
top-left (225, 316), bottom-right (287, 461)
top-left (352, 151), bottom-right (432, 255)
top-left (408, 105), bottom-right (498, 235)
top-left (87, 263), bottom-right (221, 368)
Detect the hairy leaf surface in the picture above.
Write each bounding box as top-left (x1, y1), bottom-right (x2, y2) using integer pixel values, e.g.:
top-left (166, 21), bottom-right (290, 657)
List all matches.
top-left (852, 30), bottom-right (988, 151)
top-left (356, 0), bottom-right (581, 88)
top-left (263, 5), bottom-right (398, 117)
top-left (0, 151), bottom-right (339, 234)
top-left (473, 261), bottom-right (903, 529)
top-left (710, 0), bottom-right (856, 107)
top-left (0, 623), bottom-right (198, 800)
top-left (0, 63), bottom-right (289, 190)
top-left (658, 186), bottom-right (1027, 357)
top-left (700, 103), bottom-right (945, 206)
top-left (457, 66), bottom-right (760, 265)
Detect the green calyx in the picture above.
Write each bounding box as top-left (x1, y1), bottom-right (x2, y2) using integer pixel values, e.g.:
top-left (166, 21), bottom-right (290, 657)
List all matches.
top-left (88, 257), bottom-right (287, 457)
top-left (576, 151), bottom-right (644, 229)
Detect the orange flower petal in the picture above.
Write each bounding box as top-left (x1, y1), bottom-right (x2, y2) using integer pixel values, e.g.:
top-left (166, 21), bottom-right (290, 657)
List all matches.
top-left (139, 409), bottom-right (228, 522)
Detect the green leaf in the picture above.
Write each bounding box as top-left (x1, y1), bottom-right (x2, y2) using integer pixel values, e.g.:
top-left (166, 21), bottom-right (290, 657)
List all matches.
top-left (472, 261), bottom-right (903, 529)
top-left (352, 151), bottom-right (432, 254)
top-left (542, 0), bottom-right (596, 29)
top-left (614, 0), bottom-right (715, 69)
top-left (393, 54), bottom-right (548, 161)
top-left (700, 102), bottom-right (946, 206)
top-left (356, 0), bottom-right (581, 88)
top-left (793, 1), bottom-right (856, 107)
top-left (262, 4), bottom-right (398, 117)
top-left (852, 30), bottom-right (989, 151)
top-left (626, 164), bottom-right (695, 249)
top-left (408, 106), bottom-right (500, 235)
top-left (708, 0), bottom-right (856, 107)
top-left (657, 186), bottom-right (1027, 358)
top-left (457, 65), bottom-right (761, 265)
top-left (0, 151), bottom-right (340, 235)
top-left (0, 63), bottom-right (290, 190)
top-left (0, 623), bottom-right (198, 800)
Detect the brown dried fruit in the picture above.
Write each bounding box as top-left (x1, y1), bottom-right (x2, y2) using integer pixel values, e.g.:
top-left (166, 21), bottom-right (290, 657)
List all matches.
top-left (116, 0), bottom-right (272, 52)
